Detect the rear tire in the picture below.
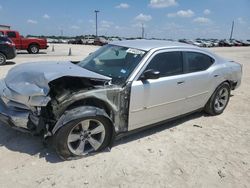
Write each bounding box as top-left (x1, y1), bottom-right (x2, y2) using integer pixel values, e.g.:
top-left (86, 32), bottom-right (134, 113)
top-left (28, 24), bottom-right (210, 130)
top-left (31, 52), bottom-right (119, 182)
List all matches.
top-left (0, 53), bottom-right (6, 65)
top-left (53, 108), bottom-right (112, 160)
top-left (205, 82), bottom-right (230, 115)
top-left (28, 44), bottom-right (39, 54)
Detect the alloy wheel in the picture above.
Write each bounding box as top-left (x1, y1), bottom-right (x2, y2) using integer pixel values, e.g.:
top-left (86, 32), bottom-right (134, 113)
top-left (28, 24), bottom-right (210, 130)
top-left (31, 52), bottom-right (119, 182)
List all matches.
top-left (67, 119), bottom-right (106, 155)
top-left (214, 87), bottom-right (229, 112)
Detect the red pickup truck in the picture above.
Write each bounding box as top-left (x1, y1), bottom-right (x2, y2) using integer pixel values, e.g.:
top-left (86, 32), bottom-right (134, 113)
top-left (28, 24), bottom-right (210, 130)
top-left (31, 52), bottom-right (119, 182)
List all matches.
top-left (0, 30), bottom-right (48, 54)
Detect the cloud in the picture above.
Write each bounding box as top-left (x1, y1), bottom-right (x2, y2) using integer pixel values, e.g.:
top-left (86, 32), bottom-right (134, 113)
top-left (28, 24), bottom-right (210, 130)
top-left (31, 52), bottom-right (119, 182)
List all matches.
top-left (135, 13), bottom-right (152, 22)
top-left (116, 3), bottom-right (130, 9)
top-left (168, 9), bottom-right (194, 18)
top-left (101, 20), bottom-right (114, 28)
top-left (43, 14), bottom-right (50, 19)
top-left (149, 0), bottom-right (177, 8)
top-left (115, 26), bottom-right (121, 29)
top-left (238, 17), bottom-right (246, 24)
top-left (27, 19), bottom-right (38, 24)
top-left (193, 17), bottom-right (211, 24)
top-left (203, 9), bottom-right (211, 15)
top-left (70, 25), bottom-right (80, 29)
top-left (132, 23), bottom-right (148, 28)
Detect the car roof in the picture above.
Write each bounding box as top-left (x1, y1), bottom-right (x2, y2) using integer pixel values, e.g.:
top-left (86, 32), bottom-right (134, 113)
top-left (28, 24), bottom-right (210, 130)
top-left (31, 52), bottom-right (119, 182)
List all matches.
top-left (110, 39), bottom-right (197, 51)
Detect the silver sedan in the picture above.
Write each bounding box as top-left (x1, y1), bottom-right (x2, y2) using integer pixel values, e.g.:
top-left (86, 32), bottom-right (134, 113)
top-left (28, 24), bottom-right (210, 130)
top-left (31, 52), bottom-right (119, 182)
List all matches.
top-left (0, 40), bottom-right (242, 160)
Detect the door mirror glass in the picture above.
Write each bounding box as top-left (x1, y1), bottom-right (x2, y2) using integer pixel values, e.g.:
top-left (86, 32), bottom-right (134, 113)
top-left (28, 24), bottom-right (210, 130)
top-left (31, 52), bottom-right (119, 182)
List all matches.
top-left (141, 69), bottom-right (160, 80)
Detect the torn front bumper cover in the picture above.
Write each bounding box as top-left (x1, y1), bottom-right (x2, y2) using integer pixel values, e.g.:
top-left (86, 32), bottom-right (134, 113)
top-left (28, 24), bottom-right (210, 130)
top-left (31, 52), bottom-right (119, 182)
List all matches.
top-left (0, 97), bottom-right (30, 130)
top-left (0, 80), bottom-right (30, 130)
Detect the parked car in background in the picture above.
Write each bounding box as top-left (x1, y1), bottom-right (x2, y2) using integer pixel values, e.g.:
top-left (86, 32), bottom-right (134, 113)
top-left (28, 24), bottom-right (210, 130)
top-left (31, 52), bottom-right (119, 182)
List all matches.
top-left (0, 36), bottom-right (16, 65)
top-left (0, 40), bottom-right (242, 159)
top-left (85, 37), bottom-right (95, 45)
top-left (0, 30), bottom-right (48, 54)
top-left (219, 40), bottom-right (233, 47)
top-left (93, 37), bottom-right (108, 46)
top-left (191, 40), bottom-right (205, 47)
top-left (238, 40), bottom-right (250, 46)
top-left (230, 39), bottom-right (242, 46)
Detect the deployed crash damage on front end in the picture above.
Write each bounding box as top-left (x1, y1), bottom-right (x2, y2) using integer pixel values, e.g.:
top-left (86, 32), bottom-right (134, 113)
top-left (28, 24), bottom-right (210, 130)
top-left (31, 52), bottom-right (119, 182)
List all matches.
top-left (0, 43), bottom-right (147, 159)
top-left (0, 61), bottom-right (131, 138)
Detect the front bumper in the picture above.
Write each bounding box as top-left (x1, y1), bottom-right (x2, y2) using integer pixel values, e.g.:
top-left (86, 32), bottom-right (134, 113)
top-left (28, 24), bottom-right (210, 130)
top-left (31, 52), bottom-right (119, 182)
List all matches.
top-left (0, 97), bottom-right (30, 129)
top-left (0, 80), bottom-right (30, 129)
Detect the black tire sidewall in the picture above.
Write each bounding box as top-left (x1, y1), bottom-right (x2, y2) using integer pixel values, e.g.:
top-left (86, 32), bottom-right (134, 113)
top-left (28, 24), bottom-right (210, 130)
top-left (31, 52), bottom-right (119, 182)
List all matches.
top-left (28, 44), bottom-right (39, 54)
top-left (0, 53), bottom-right (6, 65)
top-left (210, 83), bottom-right (230, 115)
top-left (54, 115), bottom-right (112, 160)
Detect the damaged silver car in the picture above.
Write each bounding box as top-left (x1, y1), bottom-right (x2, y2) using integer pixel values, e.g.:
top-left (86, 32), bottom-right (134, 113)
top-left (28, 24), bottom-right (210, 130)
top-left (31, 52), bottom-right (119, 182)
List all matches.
top-left (0, 40), bottom-right (242, 159)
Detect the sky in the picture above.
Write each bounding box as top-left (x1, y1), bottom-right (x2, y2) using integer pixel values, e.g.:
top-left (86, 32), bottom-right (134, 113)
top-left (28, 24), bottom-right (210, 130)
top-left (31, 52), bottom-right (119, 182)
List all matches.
top-left (0, 0), bottom-right (250, 39)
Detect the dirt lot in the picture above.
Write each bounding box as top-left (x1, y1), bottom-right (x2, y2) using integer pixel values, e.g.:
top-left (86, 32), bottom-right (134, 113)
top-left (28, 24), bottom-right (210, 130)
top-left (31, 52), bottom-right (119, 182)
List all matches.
top-left (0, 44), bottom-right (249, 188)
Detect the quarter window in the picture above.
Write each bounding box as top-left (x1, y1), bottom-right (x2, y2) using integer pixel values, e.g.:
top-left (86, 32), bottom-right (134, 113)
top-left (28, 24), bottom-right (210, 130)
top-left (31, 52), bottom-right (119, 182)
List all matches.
top-left (185, 52), bottom-right (214, 72)
top-left (6, 32), bottom-right (16, 38)
top-left (146, 51), bottom-right (183, 77)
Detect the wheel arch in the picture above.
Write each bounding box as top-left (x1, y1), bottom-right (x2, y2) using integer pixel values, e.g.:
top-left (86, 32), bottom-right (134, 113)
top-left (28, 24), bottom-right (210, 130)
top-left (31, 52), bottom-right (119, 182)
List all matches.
top-left (28, 42), bottom-right (40, 49)
top-left (0, 51), bottom-right (7, 57)
top-left (66, 97), bottom-right (114, 117)
top-left (51, 99), bottom-right (116, 146)
top-left (206, 80), bottom-right (231, 104)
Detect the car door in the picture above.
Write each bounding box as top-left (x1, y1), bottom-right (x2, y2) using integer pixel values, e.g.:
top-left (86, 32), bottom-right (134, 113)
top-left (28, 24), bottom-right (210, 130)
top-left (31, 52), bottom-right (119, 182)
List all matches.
top-left (128, 50), bottom-right (190, 131)
top-left (6, 31), bottom-right (21, 49)
top-left (182, 51), bottom-right (215, 111)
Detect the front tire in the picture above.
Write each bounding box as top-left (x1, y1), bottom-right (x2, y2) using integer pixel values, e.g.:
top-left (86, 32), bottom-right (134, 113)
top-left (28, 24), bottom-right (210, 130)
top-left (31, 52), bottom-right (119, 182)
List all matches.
top-left (0, 53), bottom-right (6, 65)
top-left (28, 44), bottom-right (39, 54)
top-left (205, 82), bottom-right (230, 115)
top-left (53, 109), bottom-right (112, 160)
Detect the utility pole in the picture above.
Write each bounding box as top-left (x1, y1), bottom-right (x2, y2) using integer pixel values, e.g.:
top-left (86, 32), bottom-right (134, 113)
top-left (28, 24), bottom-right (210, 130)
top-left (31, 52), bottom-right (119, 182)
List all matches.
top-left (229, 20), bottom-right (234, 40)
top-left (141, 23), bottom-right (144, 39)
top-left (94, 10), bottom-right (100, 37)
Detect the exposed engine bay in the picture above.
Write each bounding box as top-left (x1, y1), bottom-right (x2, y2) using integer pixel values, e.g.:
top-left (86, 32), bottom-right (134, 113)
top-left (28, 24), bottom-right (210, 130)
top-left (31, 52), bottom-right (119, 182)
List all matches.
top-left (0, 61), bottom-right (131, 139)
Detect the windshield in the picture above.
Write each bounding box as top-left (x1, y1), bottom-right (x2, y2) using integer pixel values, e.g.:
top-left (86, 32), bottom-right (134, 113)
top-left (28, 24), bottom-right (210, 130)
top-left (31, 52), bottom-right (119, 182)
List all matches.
top-left (78, 44), bottom-right (146, 84)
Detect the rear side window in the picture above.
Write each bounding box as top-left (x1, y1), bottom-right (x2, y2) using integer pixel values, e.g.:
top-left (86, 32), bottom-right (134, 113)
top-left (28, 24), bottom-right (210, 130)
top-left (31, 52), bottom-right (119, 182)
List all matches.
top-left (185, 52), bottom-right (214, 73)
top-left (6, 31), bottom-right (16, 38)
top-left (146, 51), bottom-right (183, 77)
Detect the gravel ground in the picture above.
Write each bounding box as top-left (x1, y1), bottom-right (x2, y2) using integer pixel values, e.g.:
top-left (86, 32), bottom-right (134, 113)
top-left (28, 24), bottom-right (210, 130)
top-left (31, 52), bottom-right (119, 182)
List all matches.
top-left (0, 44), bottom-right (249, 188)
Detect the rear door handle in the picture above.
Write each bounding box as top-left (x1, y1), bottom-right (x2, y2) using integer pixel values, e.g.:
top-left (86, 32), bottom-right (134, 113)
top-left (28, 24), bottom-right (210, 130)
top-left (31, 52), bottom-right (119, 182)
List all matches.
top-left (177, 81), bottom-right (185, 85)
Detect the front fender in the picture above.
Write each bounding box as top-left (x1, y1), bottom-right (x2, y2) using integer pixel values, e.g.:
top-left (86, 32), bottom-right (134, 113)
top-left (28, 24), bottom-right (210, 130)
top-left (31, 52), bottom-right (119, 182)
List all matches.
top-left (51, 106), bottom-right (116, 147)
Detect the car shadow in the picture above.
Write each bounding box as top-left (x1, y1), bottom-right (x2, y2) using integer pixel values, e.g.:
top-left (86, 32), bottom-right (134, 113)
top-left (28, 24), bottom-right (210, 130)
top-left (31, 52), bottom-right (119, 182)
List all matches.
top-left (0, 111), bottom-right (206, 163)
top-left (0, 61), bottom-right (16, 66)
top-left (0, 124), bottom-right (61, 163)
top-left (17, 52), bottom-right (47, 55)
top-left (114, 111), bottom-right (205, 146)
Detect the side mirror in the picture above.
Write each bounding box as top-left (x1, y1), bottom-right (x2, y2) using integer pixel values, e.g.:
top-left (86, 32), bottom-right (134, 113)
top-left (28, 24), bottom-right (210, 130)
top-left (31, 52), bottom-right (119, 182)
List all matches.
top-left (140, 69), bottom-right (160, 80)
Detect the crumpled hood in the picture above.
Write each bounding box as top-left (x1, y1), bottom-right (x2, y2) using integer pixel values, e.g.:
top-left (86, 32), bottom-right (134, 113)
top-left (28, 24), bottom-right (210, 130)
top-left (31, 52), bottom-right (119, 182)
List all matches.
top-left (5, 61), bottom-right (111, 96)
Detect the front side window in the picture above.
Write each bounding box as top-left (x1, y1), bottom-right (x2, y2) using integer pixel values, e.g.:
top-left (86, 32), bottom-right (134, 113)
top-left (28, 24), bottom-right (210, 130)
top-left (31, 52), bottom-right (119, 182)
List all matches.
top-left (78, 44), bottom-right (146, 84)
top-left (7, 32), bottom-right (16, 38)
top-left (185, 52), bottom-right (214, 73)
top-left (145, 51), bottom-right (183, 77)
